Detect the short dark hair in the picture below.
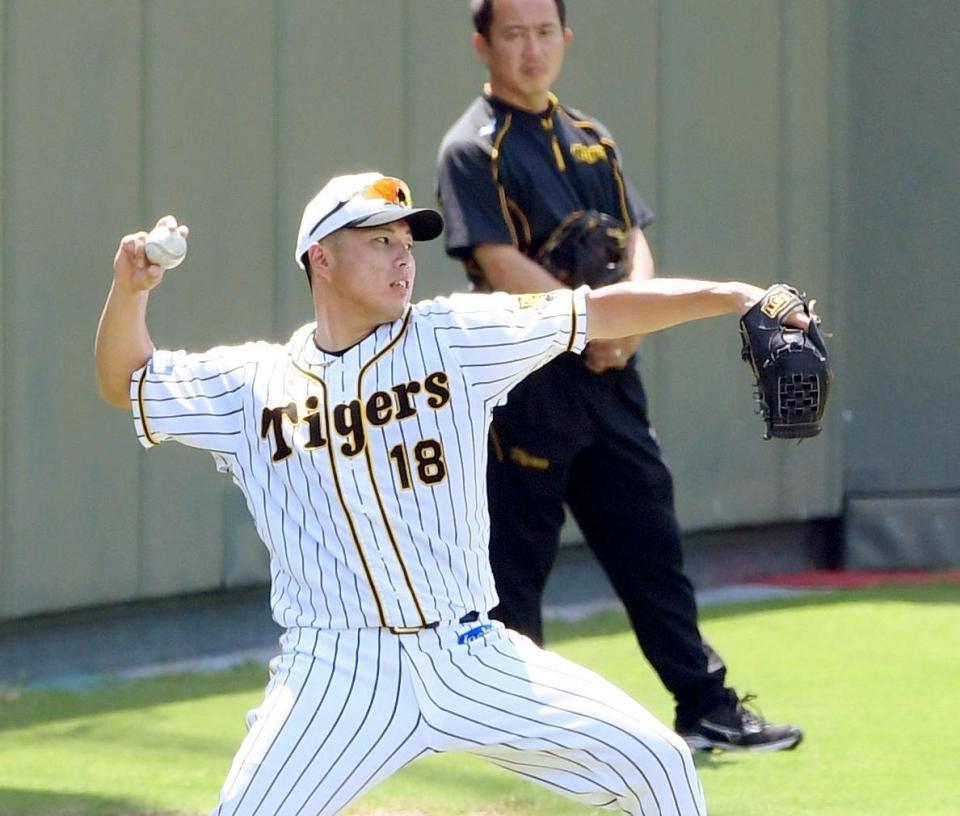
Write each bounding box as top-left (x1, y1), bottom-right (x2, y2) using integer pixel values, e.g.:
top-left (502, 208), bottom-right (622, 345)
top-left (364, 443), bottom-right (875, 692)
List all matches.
top-left (301, 229), bottom-right (345, 289)
top-left (301, 253), bottom-right (312, 287)
top-left (471, 0), bottom-right (566, 41)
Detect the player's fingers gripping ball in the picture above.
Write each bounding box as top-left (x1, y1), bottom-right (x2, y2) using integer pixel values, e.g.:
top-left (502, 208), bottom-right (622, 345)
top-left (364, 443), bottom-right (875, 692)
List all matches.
top-left (145, 220), bottom-right (189, 269)
top-left (739, 283), bottom-right (831, 439)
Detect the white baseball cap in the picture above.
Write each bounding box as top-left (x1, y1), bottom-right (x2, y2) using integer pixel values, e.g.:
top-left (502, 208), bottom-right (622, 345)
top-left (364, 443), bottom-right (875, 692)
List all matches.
top-left (295, 172), bottom-right (444, 269)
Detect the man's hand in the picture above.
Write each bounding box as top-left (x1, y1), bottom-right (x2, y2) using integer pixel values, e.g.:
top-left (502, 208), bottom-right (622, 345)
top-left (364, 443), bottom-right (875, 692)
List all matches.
top-left (113, 215), bottom-right (188, 294)
top-left (735, 284), bottom-right (811, 331)
top-left (583, 334), bottom-right (644, 374)
top-left (97, 216), bottom-right (187, 409)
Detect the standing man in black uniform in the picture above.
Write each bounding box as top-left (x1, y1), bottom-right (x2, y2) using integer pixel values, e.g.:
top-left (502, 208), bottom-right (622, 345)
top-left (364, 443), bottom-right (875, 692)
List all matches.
top-left (436, 0), bottom-right (803, 752)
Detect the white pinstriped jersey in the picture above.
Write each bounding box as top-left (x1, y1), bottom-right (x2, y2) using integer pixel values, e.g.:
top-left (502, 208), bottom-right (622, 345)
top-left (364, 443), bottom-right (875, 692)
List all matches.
top-left (131, 287), bottom-right (588, 631)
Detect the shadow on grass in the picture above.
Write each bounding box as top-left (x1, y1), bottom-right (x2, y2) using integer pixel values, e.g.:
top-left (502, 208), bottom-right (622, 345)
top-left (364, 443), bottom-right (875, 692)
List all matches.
top-left (389, 754), bottom-right (529, 801)
top-left (0, 661), bottom-right (265, 734)
top-left (691, 750), bottom-right (748, 772)
top-left (0, 786), bottom-right (185, 816)
top-left (544, 582), bottom-right (960, 645)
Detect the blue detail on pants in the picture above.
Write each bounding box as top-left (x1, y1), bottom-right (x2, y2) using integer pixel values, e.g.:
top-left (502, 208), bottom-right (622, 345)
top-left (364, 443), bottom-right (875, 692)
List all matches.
top-left (457, 624), bottom-right (493, 644)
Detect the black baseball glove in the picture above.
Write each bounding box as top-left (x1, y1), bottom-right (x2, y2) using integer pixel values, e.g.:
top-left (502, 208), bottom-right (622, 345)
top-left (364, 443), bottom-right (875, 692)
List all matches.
top-left (739, 284), bottom-right (831, 439)
top-left (536, 211), bottom-right (629, 288)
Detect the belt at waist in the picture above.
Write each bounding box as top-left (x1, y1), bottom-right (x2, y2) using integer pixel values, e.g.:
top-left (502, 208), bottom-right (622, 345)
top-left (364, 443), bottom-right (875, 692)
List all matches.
top-left (388, 610), bottom-right (479, 635)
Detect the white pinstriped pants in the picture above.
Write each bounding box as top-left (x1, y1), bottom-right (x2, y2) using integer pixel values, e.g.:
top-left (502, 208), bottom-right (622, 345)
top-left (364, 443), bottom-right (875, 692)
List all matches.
top-left (211, 617), bottom-right (706, 816)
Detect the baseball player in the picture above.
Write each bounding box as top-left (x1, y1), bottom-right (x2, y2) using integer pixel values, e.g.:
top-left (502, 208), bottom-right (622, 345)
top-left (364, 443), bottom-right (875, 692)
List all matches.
top-left (436, 0), bottom-right (804, 752)
top-left (96, 171), bottom-right (809, 815)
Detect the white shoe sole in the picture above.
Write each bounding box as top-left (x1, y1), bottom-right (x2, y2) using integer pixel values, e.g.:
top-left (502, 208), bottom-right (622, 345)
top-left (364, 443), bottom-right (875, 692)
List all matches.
top-left (682, 732), bottom-right (803, 753)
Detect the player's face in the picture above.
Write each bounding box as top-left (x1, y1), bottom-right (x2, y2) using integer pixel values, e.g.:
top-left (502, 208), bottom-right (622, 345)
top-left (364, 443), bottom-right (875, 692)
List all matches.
top-left (325, 221), bottom-right (416, 327)
top-left (476, 0), bottom-right (571, 112)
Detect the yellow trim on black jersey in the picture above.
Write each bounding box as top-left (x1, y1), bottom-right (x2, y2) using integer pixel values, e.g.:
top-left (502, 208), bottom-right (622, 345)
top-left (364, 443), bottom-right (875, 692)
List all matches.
top-left (601, 137), bottom-right (633, 229)
top-left (355, 309), bottom-right (431, 628)
top-left (558, 108), bottom-right (634, 229)
top-left (290, 359), bottom-right (389, 628)
top-left (506, 198), bottom-right (532, 247)
top-left (551, 136), bottom-right (566, 171)
top-left (491, 112), bottom-right (520, 248)
top-left (489, 426), bottom-right (505, 463)
top-left (137, 368), bottom-right (158, 447)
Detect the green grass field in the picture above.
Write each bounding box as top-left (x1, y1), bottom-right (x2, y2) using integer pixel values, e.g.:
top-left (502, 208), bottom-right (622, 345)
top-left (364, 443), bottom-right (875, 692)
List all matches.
top-left (1, 583), bottom-right (958, 815)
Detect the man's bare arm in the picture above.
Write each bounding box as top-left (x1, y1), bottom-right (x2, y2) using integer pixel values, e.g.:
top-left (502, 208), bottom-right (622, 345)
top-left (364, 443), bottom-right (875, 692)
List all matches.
top-left (95, 216), bottom-right (186, 408)
top-left (471, 243), bottom-right (560, 293)
top-left (625, 226), bottom-right (654, 283)
top-left (585, 278), bottom-right (811, 340)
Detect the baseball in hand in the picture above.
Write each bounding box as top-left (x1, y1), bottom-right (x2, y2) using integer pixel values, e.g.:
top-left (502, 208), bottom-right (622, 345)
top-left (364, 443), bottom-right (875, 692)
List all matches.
top-left (145, 224), bottom-right (188, 269)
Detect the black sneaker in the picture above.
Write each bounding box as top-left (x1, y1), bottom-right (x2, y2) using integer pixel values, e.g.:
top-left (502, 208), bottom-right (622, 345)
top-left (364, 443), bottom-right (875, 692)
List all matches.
top-left (677, 694), bottom-right (803, 753)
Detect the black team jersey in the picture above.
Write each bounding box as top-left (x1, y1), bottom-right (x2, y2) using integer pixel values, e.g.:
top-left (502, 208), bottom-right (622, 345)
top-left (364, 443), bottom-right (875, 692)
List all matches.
top-left (437, 87), bottom-right (654, 288)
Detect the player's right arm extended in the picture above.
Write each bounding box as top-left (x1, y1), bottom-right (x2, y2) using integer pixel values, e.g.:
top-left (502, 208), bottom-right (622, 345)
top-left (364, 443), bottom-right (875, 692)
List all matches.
top-left (95, 226), bottom-right (168, 409)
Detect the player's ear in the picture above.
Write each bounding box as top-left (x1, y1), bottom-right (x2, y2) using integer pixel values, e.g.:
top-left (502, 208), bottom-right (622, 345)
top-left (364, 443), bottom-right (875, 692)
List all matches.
top-left (473, 31), bottom-right (490, 62)
top-left (564, 27), bottom-right (573, 45)
top-left (307, 241), bottom-right (334, 283)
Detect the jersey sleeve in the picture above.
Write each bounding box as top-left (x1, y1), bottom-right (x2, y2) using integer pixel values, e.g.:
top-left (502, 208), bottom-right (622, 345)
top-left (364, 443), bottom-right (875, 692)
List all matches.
top-left (606, 134), bottom-right (655, 229)
top-left (415, 286), bottom-right (589, 403)
top-left (129, 342), bottom-right (261, 455)
top-left (623, 174), bottom-right (655, 230)
top-left (437, 138), bottom-right (514, 259)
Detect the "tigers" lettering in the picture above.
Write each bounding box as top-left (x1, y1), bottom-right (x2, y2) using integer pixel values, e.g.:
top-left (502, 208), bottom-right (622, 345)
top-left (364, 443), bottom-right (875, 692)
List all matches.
top-left (260, 371), bottom-right (451, 461)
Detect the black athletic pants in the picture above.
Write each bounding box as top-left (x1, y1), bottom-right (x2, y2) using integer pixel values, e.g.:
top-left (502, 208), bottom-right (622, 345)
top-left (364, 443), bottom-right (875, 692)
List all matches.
top-left (487, 352), bottom-right (731, 724)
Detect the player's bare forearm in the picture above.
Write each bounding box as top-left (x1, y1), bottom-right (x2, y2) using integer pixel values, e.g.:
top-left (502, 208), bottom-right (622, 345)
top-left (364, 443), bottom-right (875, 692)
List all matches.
top-left (585, 278), bottom-right (766, 340)
top-left (95, 225), bottom-right (172, 408)
top-left (625, 227), bottom-right (655, 283)
top-left (95, 284), bottom-right (155, 408)
top-left (472, 243), bottom-right (561, 293)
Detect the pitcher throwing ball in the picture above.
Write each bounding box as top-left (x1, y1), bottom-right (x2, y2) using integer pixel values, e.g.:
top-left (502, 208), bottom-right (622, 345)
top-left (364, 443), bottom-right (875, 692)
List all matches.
top-left (95, 171), bottom-right (811, 815)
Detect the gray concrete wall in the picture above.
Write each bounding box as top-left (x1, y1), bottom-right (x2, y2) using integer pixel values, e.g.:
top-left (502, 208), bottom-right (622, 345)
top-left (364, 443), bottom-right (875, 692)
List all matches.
top-left (1, 0), bottom-right (954, 621)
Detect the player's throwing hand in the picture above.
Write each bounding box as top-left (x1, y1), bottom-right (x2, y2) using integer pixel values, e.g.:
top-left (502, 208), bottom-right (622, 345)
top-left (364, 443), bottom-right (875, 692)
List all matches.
top-left (113, 215), bottom-right (189, 294)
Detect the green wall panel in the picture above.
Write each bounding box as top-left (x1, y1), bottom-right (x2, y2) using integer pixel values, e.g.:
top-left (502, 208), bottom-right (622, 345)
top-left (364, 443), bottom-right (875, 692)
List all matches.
top-left (0, 0), bottom-right (8, 616)
top-left (844, 0), bottom-right (960, 492)
top-left (779, 0), bottom-right (840, 518)
top-left (5, 0), bottom-right (144, 617)
top-left (653, 0), bottom-right (785, 528)
top-left (135, 0), bottom-right (277, 598)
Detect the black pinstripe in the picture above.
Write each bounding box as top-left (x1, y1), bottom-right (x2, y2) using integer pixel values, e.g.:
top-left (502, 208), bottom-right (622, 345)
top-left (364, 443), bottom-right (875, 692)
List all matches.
top-left (394, 330), bottom-right (474, 612)
top-left (209, 622), bottom-right (704, 815)
top-left (407, 639), bottom-right (654, 812)
top-left (476, 640), bottom-right (699, 813)
top-left (228, 630), bottom-right (337, 814)
top-left (490, 640), bottom-right (703, 810)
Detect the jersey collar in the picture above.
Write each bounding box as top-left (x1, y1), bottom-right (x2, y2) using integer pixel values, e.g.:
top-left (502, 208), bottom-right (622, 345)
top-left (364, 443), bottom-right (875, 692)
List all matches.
top-left (287, 308), bottom-right (412, 372)
top-left (483, 83), bottom-right (559, 119)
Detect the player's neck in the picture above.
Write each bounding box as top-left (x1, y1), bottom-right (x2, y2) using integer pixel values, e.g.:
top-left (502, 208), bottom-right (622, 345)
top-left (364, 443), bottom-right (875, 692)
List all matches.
top-left (487, 81), bottom-right (552, 115)
top-left (311, 317), bottom-right (373, 354)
